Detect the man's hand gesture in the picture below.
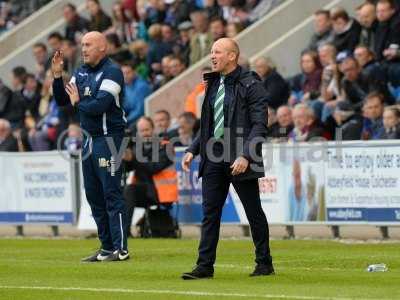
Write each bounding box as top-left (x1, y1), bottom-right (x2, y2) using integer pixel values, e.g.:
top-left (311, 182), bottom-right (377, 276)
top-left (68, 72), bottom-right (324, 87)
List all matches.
top-left (51, 50), bottom-right (64, 78)
top-left (182, 152), bottom-right (194, 172)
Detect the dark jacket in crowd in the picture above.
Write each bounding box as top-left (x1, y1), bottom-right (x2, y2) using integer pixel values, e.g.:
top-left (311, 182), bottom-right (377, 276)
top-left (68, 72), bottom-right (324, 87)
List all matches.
top-left (187, 66), bottom-right (268, 181)
top-left (333, 20), bottom-right (362, 53)
top-left (374, 13), bottom-right (400, 61)
top-left (379, 125), bottom-right (400, 139)
top-left (0, 83), bottom-right (25, 128)
top-left (336, 114), bottom-right (363, 141)
top-left (308, 29), bottom-right (334, 51)
top-left (65, 15), bottom-right (89, 42)
top-left (263, 69), bottom-right (289, 109)
top-left (88, 10), bottom-right (112, 32)
top-left (269, 123), bottom-right (294, 139)
top-left (0, 134), bottom-right (18, 152)
top-left (359, 20), bottom-right (378, 50)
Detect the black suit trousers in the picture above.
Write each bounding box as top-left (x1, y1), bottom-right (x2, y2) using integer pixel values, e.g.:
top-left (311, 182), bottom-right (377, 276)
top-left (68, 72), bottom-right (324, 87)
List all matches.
top-left (196, 148), bottom-right (272, 269)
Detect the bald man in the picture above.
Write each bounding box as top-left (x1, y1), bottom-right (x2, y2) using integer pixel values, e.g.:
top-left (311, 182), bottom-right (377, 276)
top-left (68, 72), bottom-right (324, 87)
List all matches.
top-left (182, 38), bottom-right (274, 279)
top-left (52, 31), bottom-right (129, 262)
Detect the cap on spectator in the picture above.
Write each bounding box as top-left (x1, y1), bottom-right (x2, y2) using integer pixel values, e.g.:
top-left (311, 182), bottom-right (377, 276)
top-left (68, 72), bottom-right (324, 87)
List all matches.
top-left (335, 101), bottom-right (354, 113)
top-left (336, 50), bottom-right (352, 64)
top-left (178, 21), bottom-right (193, 31)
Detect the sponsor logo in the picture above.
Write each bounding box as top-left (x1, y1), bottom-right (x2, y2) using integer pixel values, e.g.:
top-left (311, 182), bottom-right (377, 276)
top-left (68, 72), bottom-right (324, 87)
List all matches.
top-left (84, 87), bottom-right (92, 96)
top-left (98, 158), bottom-right (110, 168)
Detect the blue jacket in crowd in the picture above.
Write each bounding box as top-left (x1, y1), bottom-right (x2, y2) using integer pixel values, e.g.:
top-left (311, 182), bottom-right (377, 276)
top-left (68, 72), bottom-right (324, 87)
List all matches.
top-left (123, 77), bottom-right (152, 126)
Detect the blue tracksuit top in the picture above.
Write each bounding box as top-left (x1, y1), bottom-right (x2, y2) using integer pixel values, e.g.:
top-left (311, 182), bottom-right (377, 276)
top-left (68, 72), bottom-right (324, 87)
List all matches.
top-left (53, 57), bottom-right (127, 137)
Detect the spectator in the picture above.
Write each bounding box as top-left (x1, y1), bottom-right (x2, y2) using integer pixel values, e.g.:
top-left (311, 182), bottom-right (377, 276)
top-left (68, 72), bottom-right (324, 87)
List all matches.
top-left (61, 39), bottom-right (80, 76)
top-left (0, 80), bottom-right (25, 129)
top-left (272, 105), bottom-right (294, 140)
top-left (161, 23), bottom-right (178, 53)
top-left (11, 66), bottom-right (27, 92)
top-left (266, 107), bottom-right (280, 137)
top-left (289, 51), bottom-right (322, 106)
top-left (169, 55), bottom-right (186, 78)
top-left (129, 39), bottom-right (150, 79)
top-left (209, 17), bottom-right (226, 41)
top-left (308, 10), bottom-right (334, 51)
top-left (105, 33), bottom-right (133, 63)
top-left (47, 32), bottom-right (64, 55)
top-left (175, 21), bottom-right (193, 66)
top-left (289, 104), bottom-right (327, 142)
top-left (253, 56), bottom-right (289, 109)
top-left (354, 45), bottom-right (386, 82)
top-left (147, 24), bottom-right (173, 76)
top-left (164, 0), bottom-right (192, 28)
top-left (375, 0), bottom-right (400, 61)
top-left (361, 92), bottom-right (385, 140)
top-left (107, 1), bottom-right (138, 44)
top-left (185, 66), bottom-right (210, 117)
top-left (32, 43), bottom-right (50, 83)
top-left (333, 100), bottom-right (363, 140)
top-left (189, 10), bottom-right (212, 65)
top-left (247, 0), bottom-right (283, 23)
top-left (121, 62), bottom-right (152, 128)
top-left (176, 111), bottom-right (198, 146)
top-left (226, 21), bottom-right (244, 38)
top-left (153, 109), bottom-right (178, 139)
top-left (144, 0), bottom-right (167, 27)
top-left (356, 2), bottom-right (378, 50)
top-left (63, 3), bottom-right (89, 43)
top-left (22, 73), bottom-right (41, 120)
top-left (340, 56), bottom-right (394, 110)
top-left (0, 119), bottom-right (18, 151)
top-left (86, 0), bottom-right (112, 32)
top-left (331, 7), bottom-right (361, 53)
top-left (380, 106), bottom-right (400, 138)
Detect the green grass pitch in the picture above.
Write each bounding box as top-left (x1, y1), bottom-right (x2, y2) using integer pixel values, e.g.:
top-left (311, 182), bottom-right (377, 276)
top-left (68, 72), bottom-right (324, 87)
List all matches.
top-left (0, 238), bottom-right (399, 300)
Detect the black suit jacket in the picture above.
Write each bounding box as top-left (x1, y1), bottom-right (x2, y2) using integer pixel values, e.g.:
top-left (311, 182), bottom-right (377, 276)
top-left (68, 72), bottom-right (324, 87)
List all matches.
top-left (187, 66), bottom-right (268, 181)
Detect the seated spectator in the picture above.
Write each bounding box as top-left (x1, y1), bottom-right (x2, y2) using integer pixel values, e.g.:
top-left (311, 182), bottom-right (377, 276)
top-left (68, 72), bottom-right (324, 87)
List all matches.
top-left (331, 7), bottom-right (361, 53)
top-left (253, 56), bottom-right (289, 109)
top-left (153, 55), bottom-right (174, 89)
top-left (184, 66), bottom-right (210, 117)
top-left (47, 32), bottom-right (64, 55)
top-left (61, 39), bottom-right (80, 77)
top-left (162, 24), bottom-right (178, 53)
top-left (354, 45), bottom-right (386, 82)
top-left (0, 79), bottom-right (25, 129)
top-left (153, 109), bottom-right (178, 139)
top-left (209, 17), bottom-right (226, 41)
top-left (86, 0), bottom-right (112, 32)
top-left (123, 116), bottom-right (175, 236)
top-left (308, 10), bottom-right (334, 51)
top-left (356, 1), bottom-right (378, 50)
top-left (147, 24), bottom-right (174, 77)
top-left (105, 33), bottom-right (133, 63)
top-left (121, 62), bottom-right (152, 128)
top-left (288, 104), bottom-right (327, 142)
top-left (63, 3), bottom-right (89, 43)
top-left (22, 74), bottom-right (41, 120)
top-left (361, 92), bottom-right (385, 139)
top-left (266, 107), bottom-right (280, 137)
top-left (169, 55), bottom-right (186, 78)
top-left (129, 39), bottom-right (150, 80)
top-left (0, 119), bottom-right (18, 151)
top-left (164, 0), bottom-right (191, 28)
top-left (189, 10), bottom-right (213, 65)
top-left (144, 0), bottom-right (167, 27)
top-left (340, 56), bottom-right (394, 110)
top-left (32, 43), bottom-right (50, 83)
top-left (380, 106), bottom-right (400, 138)
top-left (272, 105), bottom-right (294, 140)
top-left (288, 51), bottom-right (322, 106)
top-left (175, 21), bottom-right (192, 66)
top-left (175, 112), bottom-right (198, 146)
top-left (375, 0), bottom-right (400, 61)
top-left (11, 66), bottom-right (27, 93)
top-left (333, 100), bottom-right (363, 140)
top-left (107, 1), bottom-right (138, 44)
top-left (225, 21), bottom-right (244, 38)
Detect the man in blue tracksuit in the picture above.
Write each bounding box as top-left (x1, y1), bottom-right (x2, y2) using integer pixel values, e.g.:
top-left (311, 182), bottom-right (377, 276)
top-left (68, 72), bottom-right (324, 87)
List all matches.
top-left (52, 31), bottom-right (129, 262)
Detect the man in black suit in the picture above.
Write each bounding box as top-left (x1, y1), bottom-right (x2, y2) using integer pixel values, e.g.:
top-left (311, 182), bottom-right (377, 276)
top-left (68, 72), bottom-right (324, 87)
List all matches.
top-left (181, 38), bottom-right (274, 280)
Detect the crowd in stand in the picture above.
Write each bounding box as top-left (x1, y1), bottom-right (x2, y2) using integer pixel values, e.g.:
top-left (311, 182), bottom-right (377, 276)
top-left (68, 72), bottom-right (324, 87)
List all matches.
top-left (1, 0), bottom-right (400, 156)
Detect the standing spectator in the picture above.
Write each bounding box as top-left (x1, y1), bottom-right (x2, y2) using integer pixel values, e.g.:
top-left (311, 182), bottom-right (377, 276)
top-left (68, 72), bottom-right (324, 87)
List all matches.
top-left (253, 56), bottom-right (289, 109)
top-left (361, 92), bottom-right (385, 139)
top-left (22, 74), bottom-right (41, 120)
top-left (32, 43), bottom-right (50, 83)
top-left (86, 0), bottom-right (112, 32)
top-left (47, 32), bottom-right (64, 55)
top-left (380, 106), bottom-right (400, 138)
top-left (0, 119), bottom-right (18, 151)
top-left (0, 80), bottom-right (25, 129)
top-left (189, 10), bottom-right (213, 65)
top-left (121, 62), bottom-right (152, 128)
top-left (333, 100), bottom-right (363, 140)
top-left (375, 0), bottom-right (400, 61)
top-left (63, 3), bottom-right (89, 43)
top-left (11, 66), bottom-right (27, 93)
top-left (331, 7), bottom-right (361, 53)
top-left (105, 33), bottom-right (133, 63)
top-left (209, 17), bottom-right (226, 41)
top-left (308, 10), bottom-right (334, 51)
top-left (356, 2), bottom-right (378, 50)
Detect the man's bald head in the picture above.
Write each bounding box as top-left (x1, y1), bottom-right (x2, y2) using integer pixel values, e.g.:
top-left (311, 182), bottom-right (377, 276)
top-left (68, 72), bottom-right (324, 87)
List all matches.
top-left (210, 38), bottom-right (240, 75)
top-left (81, 31), bottom-right (108, 66)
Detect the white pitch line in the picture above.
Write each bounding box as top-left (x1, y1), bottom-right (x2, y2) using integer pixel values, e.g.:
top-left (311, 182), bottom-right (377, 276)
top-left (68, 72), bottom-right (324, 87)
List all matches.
top-left (0, 285), bottom-right (383, 300)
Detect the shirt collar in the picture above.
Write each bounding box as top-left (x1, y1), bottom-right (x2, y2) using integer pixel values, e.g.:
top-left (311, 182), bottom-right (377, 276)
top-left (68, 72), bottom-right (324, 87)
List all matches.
top-left (221, 66), bottom-right (241, 84)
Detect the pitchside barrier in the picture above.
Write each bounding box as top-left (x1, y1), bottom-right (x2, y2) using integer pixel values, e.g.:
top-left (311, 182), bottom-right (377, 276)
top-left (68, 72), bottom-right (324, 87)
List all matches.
top-left (1, 142), bottom-right (400, 237)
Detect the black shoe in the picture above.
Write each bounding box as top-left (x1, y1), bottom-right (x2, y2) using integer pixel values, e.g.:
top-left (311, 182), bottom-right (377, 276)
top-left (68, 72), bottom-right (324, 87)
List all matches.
top-left (250, 264), bottom-right (275, 277)
top-left (102, 250), bottom-right (130, 262)
top-left (81, 249), bottom-right (113, 262)
top-left (182, 267), bottom-right (214, 280)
